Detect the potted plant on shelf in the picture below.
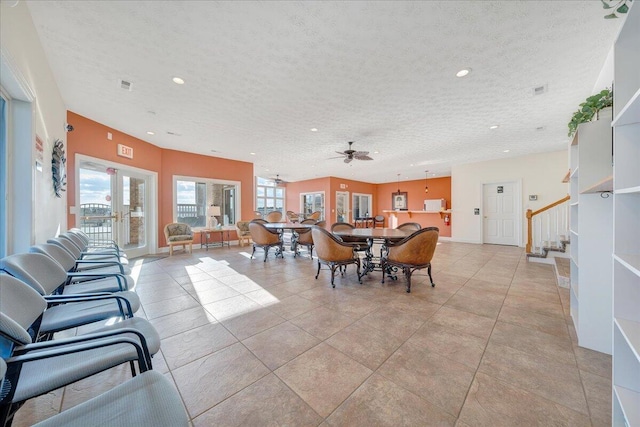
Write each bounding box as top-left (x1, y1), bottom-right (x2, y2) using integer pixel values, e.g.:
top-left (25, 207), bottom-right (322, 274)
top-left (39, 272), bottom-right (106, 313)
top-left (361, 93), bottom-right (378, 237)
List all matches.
top-left (568, 88), bottom-right (613, 137)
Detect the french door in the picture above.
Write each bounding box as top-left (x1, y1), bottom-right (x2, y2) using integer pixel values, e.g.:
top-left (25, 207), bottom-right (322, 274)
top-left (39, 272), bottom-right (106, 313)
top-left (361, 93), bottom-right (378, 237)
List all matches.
top-left (335, 191), bottom-right (349, 223)
top-left (77, 156), bottom-right (156, 257)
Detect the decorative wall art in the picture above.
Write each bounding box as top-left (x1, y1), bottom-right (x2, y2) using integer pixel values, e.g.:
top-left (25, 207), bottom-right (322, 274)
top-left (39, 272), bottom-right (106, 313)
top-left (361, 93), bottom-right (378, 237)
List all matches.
top-left (392, 192), bottom-right (408, 210)
top-left (52, 139), bottom-right (66, 197)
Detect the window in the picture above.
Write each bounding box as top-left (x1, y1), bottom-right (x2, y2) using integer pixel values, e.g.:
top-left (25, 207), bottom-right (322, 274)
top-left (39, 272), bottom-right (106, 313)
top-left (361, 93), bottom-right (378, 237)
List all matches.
top-left (301, 192), bottom-right (325, 220)
top-left (0, 94), bottom-right (7, 257)
top-left (174, 176), bottom-right (240, 228)
top-left (352, 193), bottom-right (372, 220)
top-left (256, 177), bottom-right (284, 217)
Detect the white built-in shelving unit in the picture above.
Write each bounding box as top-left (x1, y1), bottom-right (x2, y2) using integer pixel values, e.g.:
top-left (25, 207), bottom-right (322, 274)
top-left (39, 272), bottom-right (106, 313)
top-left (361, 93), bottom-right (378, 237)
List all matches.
top-left (568, 111), bottom-right (613, 355)
top-left (612, 2), bottom-right (640, 426)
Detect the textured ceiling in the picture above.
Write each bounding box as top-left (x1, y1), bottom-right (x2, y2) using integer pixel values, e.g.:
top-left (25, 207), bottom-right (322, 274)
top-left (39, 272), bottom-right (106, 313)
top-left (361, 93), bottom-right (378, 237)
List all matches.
top-left (27, 1), bottom-right (623, 183)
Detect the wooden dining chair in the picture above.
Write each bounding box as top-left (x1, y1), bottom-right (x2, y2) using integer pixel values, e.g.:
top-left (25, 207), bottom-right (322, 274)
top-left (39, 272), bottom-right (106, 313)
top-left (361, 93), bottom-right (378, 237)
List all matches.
top-left (373, 215), bottom-right (385, 228)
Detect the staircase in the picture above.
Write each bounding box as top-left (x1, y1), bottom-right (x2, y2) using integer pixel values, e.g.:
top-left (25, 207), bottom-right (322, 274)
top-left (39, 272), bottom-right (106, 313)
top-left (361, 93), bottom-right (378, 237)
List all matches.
top-left (527, 236), bottom-right (570, 259)
top-left (526, 195), bottom-right (570, 259)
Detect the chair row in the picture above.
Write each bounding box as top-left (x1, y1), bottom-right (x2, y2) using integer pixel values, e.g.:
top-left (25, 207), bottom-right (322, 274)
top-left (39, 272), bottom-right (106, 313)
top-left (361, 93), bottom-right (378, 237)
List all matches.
top-left (0, 229), bottom-right (188, 426)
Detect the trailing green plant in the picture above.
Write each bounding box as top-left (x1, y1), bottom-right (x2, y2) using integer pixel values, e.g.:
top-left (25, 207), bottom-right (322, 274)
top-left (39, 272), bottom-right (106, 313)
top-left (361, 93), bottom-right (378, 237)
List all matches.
top-left (601, 0), bottom-right (632, 19)
top-left (567, 88), bottom-right (613, 137)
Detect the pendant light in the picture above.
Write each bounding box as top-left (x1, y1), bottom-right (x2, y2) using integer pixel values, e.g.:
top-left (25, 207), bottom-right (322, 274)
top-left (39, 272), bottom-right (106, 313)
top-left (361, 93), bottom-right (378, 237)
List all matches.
top-left (397, 173), bottom-right (401, 192)
top-left (424, 170), bottom-right (429, 193)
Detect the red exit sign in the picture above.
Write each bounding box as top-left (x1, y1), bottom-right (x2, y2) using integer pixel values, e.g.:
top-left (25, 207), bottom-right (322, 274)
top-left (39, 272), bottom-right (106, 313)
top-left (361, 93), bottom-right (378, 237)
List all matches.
top-left (117, 144), bottom-right (133, 159)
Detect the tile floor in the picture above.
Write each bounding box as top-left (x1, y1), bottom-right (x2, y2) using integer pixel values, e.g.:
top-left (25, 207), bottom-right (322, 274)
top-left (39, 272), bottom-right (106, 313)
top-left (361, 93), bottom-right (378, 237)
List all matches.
top-left (14, 241), bottom-right (612, 426)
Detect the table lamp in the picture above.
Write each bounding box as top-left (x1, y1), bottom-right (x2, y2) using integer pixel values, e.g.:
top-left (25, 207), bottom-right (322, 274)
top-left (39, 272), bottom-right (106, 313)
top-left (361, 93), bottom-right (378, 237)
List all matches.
top-left (207, 205), bottom-right (221, 228)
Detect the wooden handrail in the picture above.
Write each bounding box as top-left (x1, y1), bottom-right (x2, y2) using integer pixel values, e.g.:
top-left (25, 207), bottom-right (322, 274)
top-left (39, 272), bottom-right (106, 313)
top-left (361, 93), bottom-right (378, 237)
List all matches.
top-left (529, 194), bottom-right (570, 217)
top-left (526, 194), bottom-right (570, 253)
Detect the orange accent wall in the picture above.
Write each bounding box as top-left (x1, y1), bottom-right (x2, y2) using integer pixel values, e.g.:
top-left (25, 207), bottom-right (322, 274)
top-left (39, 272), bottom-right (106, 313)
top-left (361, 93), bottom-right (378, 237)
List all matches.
top-left (375, 176), bottom-right (451, 237)
top-left (285, 177), bottom-right (331, 218)
top-left (66, 111), bottom-right (254, 248)
top-left (284, 176), bottom-right (451, 236)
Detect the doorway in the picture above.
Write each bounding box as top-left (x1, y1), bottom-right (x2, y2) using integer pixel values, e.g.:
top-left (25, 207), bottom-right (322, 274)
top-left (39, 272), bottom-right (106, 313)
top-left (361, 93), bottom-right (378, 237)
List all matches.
top-left (335, 191), bottom-right (349, 223)
top-left (76, 155), bottom-right (157, 257)
top-left (301, 192), bottom-right (325, 220)
top-left (482, 181), bottom-right (520, 246)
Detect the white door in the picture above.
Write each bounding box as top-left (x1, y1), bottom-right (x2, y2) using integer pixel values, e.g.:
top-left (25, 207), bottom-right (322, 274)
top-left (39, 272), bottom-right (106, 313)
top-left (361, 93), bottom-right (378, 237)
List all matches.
top-left (483, 182), bottom-right (518, 245)
top-left (336, 191), bottom-right (349, 223)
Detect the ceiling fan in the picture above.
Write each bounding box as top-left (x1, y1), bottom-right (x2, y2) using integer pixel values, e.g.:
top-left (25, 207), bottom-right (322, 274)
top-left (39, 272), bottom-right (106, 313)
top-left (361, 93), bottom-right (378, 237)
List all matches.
top-left (270, 174), bottom-right (288, 185)
top-left (331, 141), bottom-right (373, 164)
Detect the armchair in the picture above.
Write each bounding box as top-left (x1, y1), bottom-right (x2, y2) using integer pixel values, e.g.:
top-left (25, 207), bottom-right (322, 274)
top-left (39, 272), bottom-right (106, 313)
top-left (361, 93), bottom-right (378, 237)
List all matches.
top-left (396, 222), bottom-right (422, 231)
top-left (286, 210), bottom-right (300, 223)
top-left (311, 226), bottom-right (361, 288)
top-left (381, 227), bottom-right (439, 293)
top-left (249, 220), bottom-right (284, 262)
top-left (307, 211), bottom-right (321, 220)
top-left (235, 221), bottom-right (252, 247)
top-left (265, 211), bottom-right (283, 222)
top-left (291, 219), bottom-right (317, 259)
top-left (164, 223), bottom-right (194, 255)
top-left (331, 222), bottom-right (368, 251)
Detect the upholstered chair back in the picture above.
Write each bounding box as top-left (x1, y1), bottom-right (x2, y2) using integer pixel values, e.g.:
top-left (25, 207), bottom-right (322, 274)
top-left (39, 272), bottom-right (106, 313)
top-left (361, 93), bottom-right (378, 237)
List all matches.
top-left (249, 221), bottom-right (280, 245)
top-left (164, 223), bottom-right (193, 242)
top-left (311, 226), bottom-right (355, 263)
top-left (387, 227), bottom-right (439, 266)
top-left (265, 211), bottom-right (283, 222)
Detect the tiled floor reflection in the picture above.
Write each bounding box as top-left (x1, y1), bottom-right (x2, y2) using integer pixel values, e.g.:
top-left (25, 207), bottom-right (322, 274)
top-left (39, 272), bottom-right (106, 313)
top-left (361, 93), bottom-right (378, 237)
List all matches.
top-left (14, 243), bottom-right (612, 426)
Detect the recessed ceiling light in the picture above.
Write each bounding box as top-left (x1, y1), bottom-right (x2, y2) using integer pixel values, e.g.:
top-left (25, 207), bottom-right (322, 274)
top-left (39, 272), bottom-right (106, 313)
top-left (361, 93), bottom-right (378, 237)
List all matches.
top-left (374, 151), bottom-right (379, 154)
top-left (489, 125), bottom-right (499, 130)
top-left (456, 68), bottom-right (471, 77)
top-left (503, 149), bottom-right (510, 153)
top-left (172, 77), bottom-right (185, 85)
top-left (146, 131), bottom-right (154, 135)
top-left (410, 164), bottom-right (414, 167)
top-left (310, 128), bottom-right (318, 132)
top-left (250, 152), bottom-right (256, 155)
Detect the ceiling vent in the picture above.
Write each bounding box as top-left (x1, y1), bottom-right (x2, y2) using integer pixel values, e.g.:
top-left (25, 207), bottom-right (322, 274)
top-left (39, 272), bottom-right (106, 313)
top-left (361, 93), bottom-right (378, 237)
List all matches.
top-left (119, 79), bottom-right (132, 91)
top-left (166, 131), bottom-right (182, 136)
top-left (532, 84), bottom-right (547, 96)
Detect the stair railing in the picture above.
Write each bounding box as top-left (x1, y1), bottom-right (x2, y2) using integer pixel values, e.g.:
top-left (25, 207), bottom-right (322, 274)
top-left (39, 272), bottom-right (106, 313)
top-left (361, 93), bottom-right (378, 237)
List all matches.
top-left (526, 195), bottom-right (570, 254)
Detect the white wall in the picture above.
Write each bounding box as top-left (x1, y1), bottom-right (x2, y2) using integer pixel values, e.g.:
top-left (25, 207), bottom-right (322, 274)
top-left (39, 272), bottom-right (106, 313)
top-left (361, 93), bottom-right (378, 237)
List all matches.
top-left (451, 150), bottom-right (568, 245)
top-left (1, 1), bottom-right (67, 251)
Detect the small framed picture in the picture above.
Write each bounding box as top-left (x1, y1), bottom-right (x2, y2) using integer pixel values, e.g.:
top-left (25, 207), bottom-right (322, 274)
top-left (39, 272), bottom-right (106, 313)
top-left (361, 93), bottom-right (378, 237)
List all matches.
top-left (392, 192), bottom-right (408, 210)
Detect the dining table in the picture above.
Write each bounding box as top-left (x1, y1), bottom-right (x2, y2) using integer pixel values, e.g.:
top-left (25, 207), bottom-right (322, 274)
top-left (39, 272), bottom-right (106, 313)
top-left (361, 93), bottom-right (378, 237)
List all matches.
top-left (264, 222), bottom-right (315, 255)
top-left (333, 227), bottom-right (412, 277)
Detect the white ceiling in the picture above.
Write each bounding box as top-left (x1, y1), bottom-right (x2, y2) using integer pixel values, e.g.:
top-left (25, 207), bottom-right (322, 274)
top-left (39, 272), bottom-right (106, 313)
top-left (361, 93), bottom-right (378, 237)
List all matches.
top-left (27, 1), bottom-right (623, 183)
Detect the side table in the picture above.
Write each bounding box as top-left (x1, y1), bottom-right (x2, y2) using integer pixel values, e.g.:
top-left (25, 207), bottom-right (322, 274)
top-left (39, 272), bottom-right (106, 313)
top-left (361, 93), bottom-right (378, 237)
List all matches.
top-left (199, 228), bottom-right (231, 250)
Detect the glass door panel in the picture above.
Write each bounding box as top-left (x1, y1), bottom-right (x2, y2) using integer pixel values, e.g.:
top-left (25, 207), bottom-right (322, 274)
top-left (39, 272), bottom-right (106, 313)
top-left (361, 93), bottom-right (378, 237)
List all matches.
top-left (336, 191), bottom-right (349, 223)
top-left (117, 170), bottom-right (148, 257)
top-left (78, 166), bottom-right (115, 244)
top-left (301, 192), bottom-right (325, 220)
top-left (78, 160), bottom-right (151, 258)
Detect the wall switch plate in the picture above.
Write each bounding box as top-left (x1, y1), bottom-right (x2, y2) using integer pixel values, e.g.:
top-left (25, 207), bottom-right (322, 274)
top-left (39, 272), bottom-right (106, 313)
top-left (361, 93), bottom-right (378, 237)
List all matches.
top-left (107, 132), bottom-right (112, 140)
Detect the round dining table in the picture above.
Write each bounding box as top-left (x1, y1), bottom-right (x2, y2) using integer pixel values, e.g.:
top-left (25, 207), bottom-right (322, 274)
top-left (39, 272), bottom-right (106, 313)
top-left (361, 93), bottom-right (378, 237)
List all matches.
top-left (264, 222), bottom-right (315, 256)
top-left (333, 227), bottom-right (413, 277)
